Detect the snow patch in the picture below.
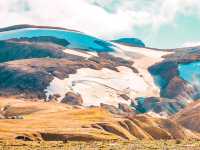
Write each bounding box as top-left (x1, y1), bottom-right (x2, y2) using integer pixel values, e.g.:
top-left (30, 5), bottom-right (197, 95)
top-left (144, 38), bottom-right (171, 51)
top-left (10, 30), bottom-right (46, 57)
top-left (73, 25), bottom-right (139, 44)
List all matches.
top-left (113, 43), bottom-right (172, 60)
top-left (44, 77), bottom-right (71, 102)
top-left (109, 44), bottom-right (163, 97)
top-left (44, 66), bottom-right (150, 107)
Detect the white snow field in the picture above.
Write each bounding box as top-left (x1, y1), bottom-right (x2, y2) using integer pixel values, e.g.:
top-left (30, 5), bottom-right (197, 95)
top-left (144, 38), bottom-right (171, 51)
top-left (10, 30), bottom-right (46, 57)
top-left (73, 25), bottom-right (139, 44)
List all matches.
top-left (45, 43), bottom-right (173, 107)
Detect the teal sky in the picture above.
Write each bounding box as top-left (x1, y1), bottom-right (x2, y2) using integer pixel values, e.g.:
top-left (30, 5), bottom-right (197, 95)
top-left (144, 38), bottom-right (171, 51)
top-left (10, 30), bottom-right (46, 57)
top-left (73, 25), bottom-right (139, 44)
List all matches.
top-left (92, 0), bottom-right (200, 49)
top-left (134, 14), bottom-right (200, 49)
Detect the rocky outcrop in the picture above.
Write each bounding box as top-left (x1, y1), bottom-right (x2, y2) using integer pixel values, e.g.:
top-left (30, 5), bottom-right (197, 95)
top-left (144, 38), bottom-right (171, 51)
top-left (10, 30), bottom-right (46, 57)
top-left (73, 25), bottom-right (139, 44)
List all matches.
top-left (61, 92), bottom-right (83, 105)
top-left (162, 76), bottom-right (197, 100)
top-left (149, 60), bottom-right (199, 101)
top-left (0, 56), bottom-right (137, 99)
top-left (134, 97), bottom-right (185, 116)
top-left (100, 103), bottom-right (135, 115)
top-left (163, 46), bottom-right (200, 62)
top-left (11, 36), bottom-right (70, 47)
top-left (118, 103), bottom-right (134, 113)
top-left (148, 61), bottom-right (179, 89)
top-left (89, 53), bottom-right (138, 73)
top-left (15, 135), bottom-right (33, 141)
top-left (0, 39), bottom-right (83, 63)
top-left (95, 123), bottom-right (133, 140)
top-left (100, 103), bottom-right (122, 115)
top-left (40, 133), bottom-right (111, 141)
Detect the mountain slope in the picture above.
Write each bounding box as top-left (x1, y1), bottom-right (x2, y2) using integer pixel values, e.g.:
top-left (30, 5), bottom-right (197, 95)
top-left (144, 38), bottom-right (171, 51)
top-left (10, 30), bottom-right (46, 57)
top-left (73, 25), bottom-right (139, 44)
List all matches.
top-left (1, 25), bottom-right (200, 113)
top-left (173, 101), bottom-right (200, 132)
top-left (0, 25), bottom-right (169, 107)
top-left (0, 25), bottom-right (200, 141)
top-left (0, 97), bottom-right (198, 141)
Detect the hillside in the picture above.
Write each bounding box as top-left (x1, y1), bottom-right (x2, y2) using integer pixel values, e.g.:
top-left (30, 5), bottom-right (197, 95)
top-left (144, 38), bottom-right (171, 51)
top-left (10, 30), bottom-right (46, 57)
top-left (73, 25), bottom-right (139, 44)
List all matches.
top-left (0, 25), bottom-right (200, 142)
top-left (0, 97), bottom-right (198, 141)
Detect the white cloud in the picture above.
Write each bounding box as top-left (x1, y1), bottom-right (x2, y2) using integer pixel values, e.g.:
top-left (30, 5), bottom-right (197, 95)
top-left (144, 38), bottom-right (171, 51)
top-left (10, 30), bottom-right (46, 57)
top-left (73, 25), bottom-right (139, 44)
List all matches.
top-left (182, 41), bottom-right (200, 47)
top-left (0, 0), bottom-right (137, 38)
top-left (0, 0), bottom-right (199, 39)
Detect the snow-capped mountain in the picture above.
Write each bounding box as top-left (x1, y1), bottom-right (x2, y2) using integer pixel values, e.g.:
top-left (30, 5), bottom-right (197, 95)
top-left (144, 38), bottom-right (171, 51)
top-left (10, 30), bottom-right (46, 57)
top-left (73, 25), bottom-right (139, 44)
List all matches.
top-left (1, 25), bottom-right (200, 141)
top-left (0, 25), bottom-right (200, 117)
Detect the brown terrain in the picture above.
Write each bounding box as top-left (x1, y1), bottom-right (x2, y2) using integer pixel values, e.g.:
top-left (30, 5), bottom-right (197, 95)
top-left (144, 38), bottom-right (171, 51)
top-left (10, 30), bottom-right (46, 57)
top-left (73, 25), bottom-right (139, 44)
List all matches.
top-left (173, 101), bottom-right (200, 132)
top-left (0, 96), bottom-right (199, 142)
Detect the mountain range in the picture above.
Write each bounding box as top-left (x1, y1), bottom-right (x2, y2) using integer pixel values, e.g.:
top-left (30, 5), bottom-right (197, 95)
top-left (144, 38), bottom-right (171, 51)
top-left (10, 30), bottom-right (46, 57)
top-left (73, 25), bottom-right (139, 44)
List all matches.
top-left (0, 25), bottom-right (200, 141)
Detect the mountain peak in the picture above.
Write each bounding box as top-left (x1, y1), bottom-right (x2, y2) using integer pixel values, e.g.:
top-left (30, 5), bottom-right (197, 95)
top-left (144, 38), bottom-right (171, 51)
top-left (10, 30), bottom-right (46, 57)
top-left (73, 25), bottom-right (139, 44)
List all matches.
top-left (112, 37), bottom-right (145, 47)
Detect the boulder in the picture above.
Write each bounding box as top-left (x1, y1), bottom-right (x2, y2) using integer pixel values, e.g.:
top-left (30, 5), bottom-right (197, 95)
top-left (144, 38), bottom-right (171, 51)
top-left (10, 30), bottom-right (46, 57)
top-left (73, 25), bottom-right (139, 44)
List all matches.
top-left (61, 92), bottom-right (83, 105)
top-left (100, 103), bottom-right (122, 114)
top-left (118, 103), bottom-right (134, 113)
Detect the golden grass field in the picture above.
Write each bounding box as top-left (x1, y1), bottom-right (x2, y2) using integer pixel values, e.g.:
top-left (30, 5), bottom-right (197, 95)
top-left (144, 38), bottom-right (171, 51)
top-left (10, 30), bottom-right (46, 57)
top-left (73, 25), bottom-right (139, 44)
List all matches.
top-left (0, 97), bottom-right (200, 149)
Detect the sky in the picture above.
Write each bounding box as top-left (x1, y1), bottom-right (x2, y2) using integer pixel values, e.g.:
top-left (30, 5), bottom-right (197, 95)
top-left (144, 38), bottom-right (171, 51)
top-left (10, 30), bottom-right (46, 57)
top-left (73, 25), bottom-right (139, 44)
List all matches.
top-left (0, 0), bottom-right (200, 49)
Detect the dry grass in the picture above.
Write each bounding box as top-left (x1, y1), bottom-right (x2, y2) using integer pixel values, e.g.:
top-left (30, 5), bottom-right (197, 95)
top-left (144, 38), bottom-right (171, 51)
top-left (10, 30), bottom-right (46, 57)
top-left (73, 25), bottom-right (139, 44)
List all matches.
top-left (0, 97), bottom-right (121, 141)
top-left (0, 97), bottom-right (199, 143)
top-left (0, 140), bottom-right (200, 150)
